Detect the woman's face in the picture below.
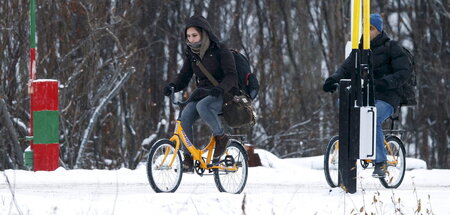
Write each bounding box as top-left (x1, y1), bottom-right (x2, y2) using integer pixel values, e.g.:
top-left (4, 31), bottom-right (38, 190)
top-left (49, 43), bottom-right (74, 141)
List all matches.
top-left (186, 27), bottom-right (201, 43)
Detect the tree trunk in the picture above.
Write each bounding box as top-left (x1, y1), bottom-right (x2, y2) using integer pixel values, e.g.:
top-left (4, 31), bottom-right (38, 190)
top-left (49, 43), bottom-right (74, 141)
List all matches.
top-left (0, 98), bottom-right (24, 169)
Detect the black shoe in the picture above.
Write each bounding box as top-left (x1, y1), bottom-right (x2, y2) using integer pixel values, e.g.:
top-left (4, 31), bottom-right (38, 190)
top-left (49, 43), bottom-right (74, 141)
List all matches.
top-left (182, 154), bottom-right (194, 173)
top-left (372, 162), bottom-right (387, 178)
top-left (213, 134), bottom-right (229, 159)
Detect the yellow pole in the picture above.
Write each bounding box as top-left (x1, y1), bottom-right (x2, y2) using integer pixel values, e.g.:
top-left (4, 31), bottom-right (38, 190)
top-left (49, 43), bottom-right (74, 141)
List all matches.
top-left (351, 0), bottom-right (361, 49)
top-left (363, 0), bottom-right (370, 50)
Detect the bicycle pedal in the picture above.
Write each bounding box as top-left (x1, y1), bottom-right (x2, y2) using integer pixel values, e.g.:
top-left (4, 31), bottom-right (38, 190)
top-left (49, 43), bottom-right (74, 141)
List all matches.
top-left (224, 155), bottom-right (235, 166)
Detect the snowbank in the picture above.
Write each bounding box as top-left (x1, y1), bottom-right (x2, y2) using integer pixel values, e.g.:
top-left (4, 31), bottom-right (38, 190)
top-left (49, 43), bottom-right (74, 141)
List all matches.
top-left (255, 149), bottom-right (427, 170)
top-left (0, 152), bottom-right (448, 215)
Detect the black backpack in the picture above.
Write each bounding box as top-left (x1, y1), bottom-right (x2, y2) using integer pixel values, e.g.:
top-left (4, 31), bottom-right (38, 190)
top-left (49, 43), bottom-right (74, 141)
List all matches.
top-left (385, 41), bottom-right (417, 106)
top-left (230, 49), bottom-right (259, 100)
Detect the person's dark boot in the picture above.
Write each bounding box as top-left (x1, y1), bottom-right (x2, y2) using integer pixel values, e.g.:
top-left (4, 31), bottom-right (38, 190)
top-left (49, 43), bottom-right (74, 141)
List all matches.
top-left (182, 154), bottom-right (194, 173)
top-left (372, 162), bottom-right (387, 178)
top-left (213, 134), bottom-right (229, 160)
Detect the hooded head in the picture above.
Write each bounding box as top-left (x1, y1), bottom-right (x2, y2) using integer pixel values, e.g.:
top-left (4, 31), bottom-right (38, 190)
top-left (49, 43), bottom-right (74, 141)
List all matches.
top-left (184, 15), bottom-right (220, 46)
top-left (370, 13), bottom-right (383, 33)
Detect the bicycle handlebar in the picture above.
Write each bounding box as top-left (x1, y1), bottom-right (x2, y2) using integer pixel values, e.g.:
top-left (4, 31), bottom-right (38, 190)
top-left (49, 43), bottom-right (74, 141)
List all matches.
top-left (330, 83), bottom-right (352, 94)
top-left (332, 83), bottom-right (339, 90)
top-left (169, 87), bottom-right (178, 105)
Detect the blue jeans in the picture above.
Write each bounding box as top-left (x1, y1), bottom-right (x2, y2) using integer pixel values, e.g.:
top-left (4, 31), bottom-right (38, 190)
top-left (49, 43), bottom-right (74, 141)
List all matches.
top-left (375, 100), bottom-right (394, 163)
top-left (180, 95), bottom-right (224, 152)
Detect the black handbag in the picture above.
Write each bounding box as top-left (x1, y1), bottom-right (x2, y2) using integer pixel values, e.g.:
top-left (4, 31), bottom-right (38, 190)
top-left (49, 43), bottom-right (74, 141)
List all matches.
top-left (222, 94), bottom-right (256, 128)
top-left (193, 54), bottom-right (256, 128)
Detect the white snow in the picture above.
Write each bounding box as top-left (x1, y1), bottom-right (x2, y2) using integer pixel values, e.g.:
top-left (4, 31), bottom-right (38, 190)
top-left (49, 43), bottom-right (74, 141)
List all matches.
top-left (141, 134), bottom-right (157, 147)
top-left (1, 150), bottom-right (449, 215)
top-left (32, 79), bottom-right (58, 82)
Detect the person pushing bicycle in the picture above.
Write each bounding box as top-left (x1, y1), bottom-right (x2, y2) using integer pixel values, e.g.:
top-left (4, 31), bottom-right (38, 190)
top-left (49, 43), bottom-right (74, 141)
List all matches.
top-left (322, 14), bottom-right (411, 178)
top-left (163, 15), bottom-right (239, 173)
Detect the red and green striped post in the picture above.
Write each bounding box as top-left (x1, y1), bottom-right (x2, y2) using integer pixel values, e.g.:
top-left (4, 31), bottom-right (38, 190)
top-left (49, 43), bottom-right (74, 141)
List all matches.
top-left (31, 80), bottom-right (59, 171)
top-left (30, 0), bottom-right (36, 81)
top-left (24, 0), bottom-right (38, 169)
top-left (29, 0), bottom-right (37, 135)
top-left (29, 0), bottom-right (37, 140)
top-left (26, 0), bottom-right (60, 171)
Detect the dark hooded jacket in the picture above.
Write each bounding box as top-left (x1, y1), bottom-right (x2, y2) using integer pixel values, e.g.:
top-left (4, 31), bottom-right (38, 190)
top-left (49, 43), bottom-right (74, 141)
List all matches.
top-left (171, 15), bottom-right (238, 103)
top-left (330, 32), bottom-right (411, 108)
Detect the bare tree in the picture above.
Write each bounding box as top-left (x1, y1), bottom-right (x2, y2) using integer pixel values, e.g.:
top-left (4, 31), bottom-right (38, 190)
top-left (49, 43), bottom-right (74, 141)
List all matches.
top-left (0, 0), bottom-right (448, 170)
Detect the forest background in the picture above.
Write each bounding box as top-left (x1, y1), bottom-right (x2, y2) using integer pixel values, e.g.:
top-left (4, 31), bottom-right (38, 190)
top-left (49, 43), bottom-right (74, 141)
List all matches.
top-left (0, 0), bottom-right (448, 170)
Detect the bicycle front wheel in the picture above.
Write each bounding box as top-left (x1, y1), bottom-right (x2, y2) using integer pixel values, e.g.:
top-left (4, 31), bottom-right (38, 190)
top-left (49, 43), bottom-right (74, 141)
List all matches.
top-left (147, 139), bottom-right (183, 193)
top-left (214, 141), bottom-right (248, 194)
top-left (324, 136), bottom-right (339, 188)
top-left (380, 135), bottom-right (406, 189)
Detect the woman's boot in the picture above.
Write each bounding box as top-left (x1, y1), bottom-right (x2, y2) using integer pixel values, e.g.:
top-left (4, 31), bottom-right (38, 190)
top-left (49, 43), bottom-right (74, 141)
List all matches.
top-left (213, 134), bottom-right (229, 159)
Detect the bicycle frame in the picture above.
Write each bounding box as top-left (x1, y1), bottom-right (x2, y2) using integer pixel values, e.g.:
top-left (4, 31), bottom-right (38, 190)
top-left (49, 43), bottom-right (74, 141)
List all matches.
top-left (162, 120), bottom-right (238, 172)
top-left (360, 140), bottom-right (399, 165)
top-left (332, 139), bottom-right (399, 166)
top-left (384, 139), bottom-right (399, 166)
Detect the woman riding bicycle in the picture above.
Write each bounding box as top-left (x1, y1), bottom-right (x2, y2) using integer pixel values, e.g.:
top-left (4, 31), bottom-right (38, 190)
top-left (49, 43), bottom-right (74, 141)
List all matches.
top-left (163, 15), bottom-right (239, 172)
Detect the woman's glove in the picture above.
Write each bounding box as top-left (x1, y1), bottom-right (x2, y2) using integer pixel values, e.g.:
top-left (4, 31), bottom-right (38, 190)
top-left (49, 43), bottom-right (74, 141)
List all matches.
top-left (163, 83), bottom-right (175, 96)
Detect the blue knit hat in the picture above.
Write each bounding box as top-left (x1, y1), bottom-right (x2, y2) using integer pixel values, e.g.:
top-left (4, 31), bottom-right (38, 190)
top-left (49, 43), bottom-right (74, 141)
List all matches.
top-left (370, 13), bottom-right (383, 32)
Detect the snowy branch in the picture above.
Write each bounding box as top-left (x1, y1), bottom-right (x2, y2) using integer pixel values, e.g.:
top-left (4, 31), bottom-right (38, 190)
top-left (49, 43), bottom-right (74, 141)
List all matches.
top-left (75, 68), bottom-right (134, 168)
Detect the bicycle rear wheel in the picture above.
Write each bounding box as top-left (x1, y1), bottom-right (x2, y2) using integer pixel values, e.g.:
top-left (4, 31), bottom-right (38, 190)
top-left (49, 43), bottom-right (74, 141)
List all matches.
top-left (324, 136), bottom-right (339, 188)
top-left (380, 135), bottom-right (406, 188)
top-left (214, 141), bottom-right (248, 194)
top-left (147, 139), bottom-right (183, 193)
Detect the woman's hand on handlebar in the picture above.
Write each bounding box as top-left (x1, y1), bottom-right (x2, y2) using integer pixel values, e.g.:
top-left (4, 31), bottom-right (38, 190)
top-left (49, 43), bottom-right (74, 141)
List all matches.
top-left (164, 83), bottom-right (175, 96)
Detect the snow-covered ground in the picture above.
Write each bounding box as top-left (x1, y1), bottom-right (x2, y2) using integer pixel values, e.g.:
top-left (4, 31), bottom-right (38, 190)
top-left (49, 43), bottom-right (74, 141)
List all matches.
top-left (1, 150), bottom-right (449, 215)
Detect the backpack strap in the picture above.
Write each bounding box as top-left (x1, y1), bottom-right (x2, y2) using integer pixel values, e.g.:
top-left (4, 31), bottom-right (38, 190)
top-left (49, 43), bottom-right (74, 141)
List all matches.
top-left (384, 40), bottom-right (392, 62)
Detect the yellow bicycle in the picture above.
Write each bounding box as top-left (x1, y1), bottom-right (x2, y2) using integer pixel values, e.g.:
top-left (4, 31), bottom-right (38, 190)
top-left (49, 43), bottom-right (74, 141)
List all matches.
top-left (146, 88), bottom-right (248, 193)
top-left (323, 125), bottom-right (406, 189)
